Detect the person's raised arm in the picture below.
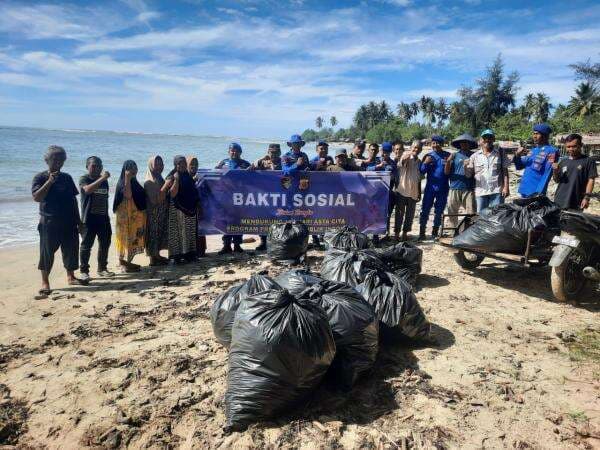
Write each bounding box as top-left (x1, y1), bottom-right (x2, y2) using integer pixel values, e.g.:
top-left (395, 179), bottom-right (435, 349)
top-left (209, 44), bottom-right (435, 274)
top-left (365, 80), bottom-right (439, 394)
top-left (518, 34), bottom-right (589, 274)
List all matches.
top-left (552, 161), bottom-right (561, 183)
top-left (444, 153), bottom-right (455, 175)
top-left (82, 171), bottom-right (110, 194)
top-left (32, 172), bottom-right (57, 202)
top-left (169, 172), bottom-right (180, 198)
top-left (419, 154), bottom-right (432, 174)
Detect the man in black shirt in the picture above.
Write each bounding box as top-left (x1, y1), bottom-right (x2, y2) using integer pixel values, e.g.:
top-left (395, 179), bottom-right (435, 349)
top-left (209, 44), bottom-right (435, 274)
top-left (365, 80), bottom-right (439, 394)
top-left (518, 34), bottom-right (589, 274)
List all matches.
top-left (79, 156), bottom-right (115, 281)
top-left (32, 146), bottom-right (87, 296)
top-left (553, 133), bottom-right (597, 210)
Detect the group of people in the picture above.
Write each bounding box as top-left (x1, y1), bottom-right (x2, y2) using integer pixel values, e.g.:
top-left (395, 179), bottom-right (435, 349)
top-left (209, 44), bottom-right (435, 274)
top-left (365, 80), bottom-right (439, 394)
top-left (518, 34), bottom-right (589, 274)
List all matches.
top-left (31, 125), bottom-right (596, 294)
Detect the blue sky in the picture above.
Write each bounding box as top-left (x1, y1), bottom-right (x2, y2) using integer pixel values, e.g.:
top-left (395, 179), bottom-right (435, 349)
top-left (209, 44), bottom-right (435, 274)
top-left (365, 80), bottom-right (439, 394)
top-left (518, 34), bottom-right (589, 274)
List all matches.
top-left (1, 0), bottom-right (599, 138)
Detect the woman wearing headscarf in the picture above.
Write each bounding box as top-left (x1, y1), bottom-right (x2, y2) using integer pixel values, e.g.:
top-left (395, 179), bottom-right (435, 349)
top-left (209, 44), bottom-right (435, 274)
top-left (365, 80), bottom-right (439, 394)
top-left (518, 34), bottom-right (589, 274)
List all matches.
top-left (164, 155), bottom-right (199, 264)
top-left (186, 155), bottom-right (206, 258)
top-left (113, 160), bottom-right (146, 272)
top-left (144, 155), bottom-right (169, 266)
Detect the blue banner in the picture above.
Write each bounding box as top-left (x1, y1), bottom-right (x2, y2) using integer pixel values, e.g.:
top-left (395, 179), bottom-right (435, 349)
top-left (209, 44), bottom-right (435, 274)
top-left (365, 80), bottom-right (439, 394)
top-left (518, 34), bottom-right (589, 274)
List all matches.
top-left (196, 170), bottom-right (390, 235)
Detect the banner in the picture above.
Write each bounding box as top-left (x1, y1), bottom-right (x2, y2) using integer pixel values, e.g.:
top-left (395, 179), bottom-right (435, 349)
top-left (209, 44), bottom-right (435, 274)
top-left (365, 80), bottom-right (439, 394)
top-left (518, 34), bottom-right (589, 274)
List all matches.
top-left (196, 170), bottom-right (390, 235)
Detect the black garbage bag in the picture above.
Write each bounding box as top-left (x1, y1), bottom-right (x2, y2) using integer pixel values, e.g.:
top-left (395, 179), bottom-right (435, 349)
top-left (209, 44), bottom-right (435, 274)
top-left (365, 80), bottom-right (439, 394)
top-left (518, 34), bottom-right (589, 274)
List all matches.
top-left (267, 221), bottom-right (309, 262)
top-left (210, 274), bottom-right (281, 348)
top-left (357, 270), bottom-right (430, 342)
top-left (275, 269), bottom-right (324, 294)
top-left (324, 226), bottom-right (371, 251)
top-left (374, 242), bottom-right (423, 286)
top-left (559, 210), bottom-right (600, 244)
top-left (300, 281), bottom-right (379, 391)
top-left (225, 289), bottom-right (336, 431)
top-left (452, 196), bottom-right (560, 254)
top-left (321, 248), bottom-right (388, 287)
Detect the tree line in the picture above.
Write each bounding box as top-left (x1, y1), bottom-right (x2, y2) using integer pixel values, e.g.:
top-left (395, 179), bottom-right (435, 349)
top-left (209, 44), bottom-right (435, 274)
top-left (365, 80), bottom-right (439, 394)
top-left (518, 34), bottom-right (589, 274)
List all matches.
top-left (302, 56), bottom-right (600, 144)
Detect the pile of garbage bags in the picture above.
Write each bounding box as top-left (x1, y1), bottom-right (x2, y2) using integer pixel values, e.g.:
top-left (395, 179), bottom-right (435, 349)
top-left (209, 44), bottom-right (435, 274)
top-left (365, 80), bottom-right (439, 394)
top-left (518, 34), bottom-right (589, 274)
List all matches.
top-left (267, 221), bottom-right (309, 262)
top-left (211, 252), bottom-right (430, 430)
top-left (452, 196), bottom-right (560, 254)
top-left (324, 226), bottom-right (371, 250)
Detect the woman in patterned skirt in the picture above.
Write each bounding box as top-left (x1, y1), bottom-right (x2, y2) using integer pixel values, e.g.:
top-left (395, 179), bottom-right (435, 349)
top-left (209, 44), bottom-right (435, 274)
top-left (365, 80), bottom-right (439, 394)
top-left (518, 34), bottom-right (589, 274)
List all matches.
top-left (113, 160), bottom-right (146, 272)
top-left (144, 155), bottom-right (169, 266)
top-left (165, 155), bottom-right (199, 264)
top-left (186, 155), bottom-right (206, 258)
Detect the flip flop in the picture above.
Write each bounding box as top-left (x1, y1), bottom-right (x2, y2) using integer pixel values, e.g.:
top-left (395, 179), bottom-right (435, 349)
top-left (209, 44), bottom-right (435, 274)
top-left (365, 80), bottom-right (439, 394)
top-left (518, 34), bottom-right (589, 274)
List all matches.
top-left (35, 288), bottom-right (52, 300)
top-left (69, 278), bottom-right (90, 286)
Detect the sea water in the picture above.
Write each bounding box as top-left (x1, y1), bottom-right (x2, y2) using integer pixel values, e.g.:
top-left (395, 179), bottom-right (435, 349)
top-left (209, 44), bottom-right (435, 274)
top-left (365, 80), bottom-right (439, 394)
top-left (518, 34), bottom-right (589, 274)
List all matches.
top-left (0, 126), bottom-right (281, 248)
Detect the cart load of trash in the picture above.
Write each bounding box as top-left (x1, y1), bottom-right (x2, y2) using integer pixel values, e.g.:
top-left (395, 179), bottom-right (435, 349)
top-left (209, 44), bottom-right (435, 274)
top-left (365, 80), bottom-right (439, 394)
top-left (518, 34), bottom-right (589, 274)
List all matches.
top-left (452, 196), bottom-right (561, 254)
top-left (267, 221), bottom-right (309, 262)
top-left (324, 226), bottom-right (371, 250)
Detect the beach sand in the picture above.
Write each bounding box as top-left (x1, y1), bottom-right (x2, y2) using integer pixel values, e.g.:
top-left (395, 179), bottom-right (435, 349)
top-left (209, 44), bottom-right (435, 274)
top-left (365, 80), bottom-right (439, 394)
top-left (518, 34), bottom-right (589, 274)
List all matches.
top-left (1, 230), bottom-right (598, 448)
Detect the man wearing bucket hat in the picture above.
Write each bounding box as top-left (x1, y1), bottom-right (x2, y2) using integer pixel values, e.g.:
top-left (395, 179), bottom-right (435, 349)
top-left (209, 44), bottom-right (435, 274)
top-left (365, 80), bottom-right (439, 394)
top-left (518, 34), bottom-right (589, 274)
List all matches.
top-left (418, 135), bottom-right (450, 240)
top-left (444, 133), bottom-right (477, 229)
top-left (514, 123), bottom-right (559, 197)
top-left (216, 143), bottom-right (250, 255)
top-left (465, 129), bottom-right (510, 211)
top-left (282, 134), bottom-right (310, 174)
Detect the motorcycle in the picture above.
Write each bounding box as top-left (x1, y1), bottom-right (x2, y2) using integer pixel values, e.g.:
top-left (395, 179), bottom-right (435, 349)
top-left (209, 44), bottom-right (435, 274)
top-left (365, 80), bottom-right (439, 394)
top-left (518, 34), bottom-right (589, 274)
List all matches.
top-left (550, 208), bottom-right (600, 302)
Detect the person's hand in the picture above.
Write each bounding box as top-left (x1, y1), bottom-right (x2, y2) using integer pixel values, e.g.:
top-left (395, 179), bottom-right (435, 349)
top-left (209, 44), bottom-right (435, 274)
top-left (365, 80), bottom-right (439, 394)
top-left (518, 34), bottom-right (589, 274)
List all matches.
top-left (101, 170), bottom-right (110, 180)
top-left (463, 159), bottom-right (470, 168)
top-left (502, 186), bottom-right (509, 198)
top-left (448, 152), bottom-right (456, 162)
top-left (581, 197), bottom-right (590, 209)
top-left (297, 156), bottom-right (306, 166)
top-left (516, 147), bottom-right (527, 157)
top-left (423, 155), bottom-right (433, 165)
top-left (552, 162), bottom-right (559, 171)
top-left (173, 172), bottom-right (180, 180)
top-left (47, 172), bottom-right (58, 185)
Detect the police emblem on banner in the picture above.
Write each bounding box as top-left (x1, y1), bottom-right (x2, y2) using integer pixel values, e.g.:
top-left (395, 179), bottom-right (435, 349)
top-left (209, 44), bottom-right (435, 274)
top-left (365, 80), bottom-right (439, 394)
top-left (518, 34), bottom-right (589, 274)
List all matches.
top-left (280, 176), bottom-right (292, 189)
top-left (299, 175), bottom-right (310, 191)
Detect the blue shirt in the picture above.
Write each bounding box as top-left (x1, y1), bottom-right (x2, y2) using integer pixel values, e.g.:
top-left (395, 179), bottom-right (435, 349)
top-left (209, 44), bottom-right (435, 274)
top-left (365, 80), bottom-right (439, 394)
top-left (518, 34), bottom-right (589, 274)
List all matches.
top-left (514, 145), bottom-right (559, 197)
top-left (282, 150), bottom-right (310, 174)
top-left (420, 150), bottom-right (451, 192)
top-left (449, 151), bottom-right (475, 191)
top-left (309, 155), bottom-right (334, 171)
top-left (216, 158), bottom-right (251, 170)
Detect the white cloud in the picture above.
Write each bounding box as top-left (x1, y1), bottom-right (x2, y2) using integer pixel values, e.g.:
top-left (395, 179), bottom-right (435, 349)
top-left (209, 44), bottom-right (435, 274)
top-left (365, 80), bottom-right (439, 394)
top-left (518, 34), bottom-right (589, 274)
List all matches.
top-left (539, 28), bottom-right (600, 44)
top-left (137, 11), bottom-right (161, 23)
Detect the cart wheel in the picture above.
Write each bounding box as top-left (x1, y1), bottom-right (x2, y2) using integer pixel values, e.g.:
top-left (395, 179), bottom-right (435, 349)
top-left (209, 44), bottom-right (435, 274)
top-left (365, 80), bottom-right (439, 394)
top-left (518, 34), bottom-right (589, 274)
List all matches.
top-left (452, 216), bottom-right (485, 269)
top-left (454, 251), bottom-right (485, 270)
top-left (550, 248), bottom-right (586, 302)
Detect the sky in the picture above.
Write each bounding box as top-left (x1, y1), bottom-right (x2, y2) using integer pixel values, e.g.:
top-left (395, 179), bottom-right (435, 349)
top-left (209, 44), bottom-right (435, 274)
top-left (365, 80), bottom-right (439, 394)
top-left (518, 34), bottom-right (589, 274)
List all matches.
top-left (0, 0), bottom-right (599, 138)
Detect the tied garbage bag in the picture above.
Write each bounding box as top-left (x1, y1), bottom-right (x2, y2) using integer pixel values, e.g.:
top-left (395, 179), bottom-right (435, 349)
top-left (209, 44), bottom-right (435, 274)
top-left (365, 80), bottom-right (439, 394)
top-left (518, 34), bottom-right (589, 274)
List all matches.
top-left (300, 281), bottom-right (379, 391)
top-left (358, 271), bottom-right (430, 341)
top-left (210, 274), bottom-right (280, 348)
top-left (375, 242), bottom-right (423, 286)
top-left (275, 269), bottom-right (324, 294)
top-left (324, 226), bottom-right (371, 251)
top-left (321, 248), bottom-right (388, 287)
top-left (452, 196), bottom-right (560, 254)
top-left (225, 289), bottom-right (335, 431)
top-left (267, 222), bottom-right (309, 262)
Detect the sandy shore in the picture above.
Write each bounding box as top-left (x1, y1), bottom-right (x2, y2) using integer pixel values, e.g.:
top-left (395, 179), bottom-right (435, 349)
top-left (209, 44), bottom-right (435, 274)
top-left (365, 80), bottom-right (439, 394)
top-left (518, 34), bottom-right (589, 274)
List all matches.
top-left (1, 229), bottom-right (599, 448)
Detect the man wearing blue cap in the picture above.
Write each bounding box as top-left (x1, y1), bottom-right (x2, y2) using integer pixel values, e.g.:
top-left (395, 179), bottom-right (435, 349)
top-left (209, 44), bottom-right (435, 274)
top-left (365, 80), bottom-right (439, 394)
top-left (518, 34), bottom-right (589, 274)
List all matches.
top-left (514, 124), bottom-right (559, 197)
top-left (418, 135), bottom-right (450, 240)
top-left (310, 141), bottom-right (334, 171)
top-left (282, 134), bottom-right (310, 174)
top-left (216, 143), bottom-right (250, 254)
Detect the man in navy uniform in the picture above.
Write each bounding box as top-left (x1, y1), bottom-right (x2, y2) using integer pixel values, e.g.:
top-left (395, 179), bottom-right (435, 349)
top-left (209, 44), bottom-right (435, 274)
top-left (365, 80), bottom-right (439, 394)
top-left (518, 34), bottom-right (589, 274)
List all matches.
top-left (282, 134), bottom-right (310, 174)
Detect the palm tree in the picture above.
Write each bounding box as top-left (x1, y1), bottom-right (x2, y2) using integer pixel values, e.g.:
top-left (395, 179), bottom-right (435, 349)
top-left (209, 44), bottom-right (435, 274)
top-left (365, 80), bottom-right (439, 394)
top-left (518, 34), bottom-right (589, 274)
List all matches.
top-left (396, 102), bottom-right (412, 123)
top-left (378, 100), bottom-right (392, 123)
top-left (567, 82), bottom-right (600, 117)
top-left (435, 98), bottom-right (449, 127)
top-left (353, 105), bottom-right (369, 134)
top-left (410, 102), bottom-right (419, 119)
top-left (330, 116), bottom-right (338, 128)
top-left (522, 93), bottom-right (535, 121)
top-left (315, 116), bottom-right (324, 130)
top-left (419, 96), bottom-right (435, 126)
top-left (532, 93), bottom-right (552, 123)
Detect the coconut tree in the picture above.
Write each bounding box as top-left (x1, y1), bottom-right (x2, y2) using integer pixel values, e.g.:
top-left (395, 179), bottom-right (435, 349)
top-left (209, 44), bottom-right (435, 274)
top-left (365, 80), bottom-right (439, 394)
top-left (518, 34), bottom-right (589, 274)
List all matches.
top-left (315, 116), bottom-right (324, 130)
top-left (435, 98), bottom-right (449, 127)
top-left (567, 82), bottom-right (600, 117)
top-left (396, 102), bottom-right (413, 123)
top-left (532, 92), bottom-right (552, 123)
top-left (330, 116), bottom-right (338, 128)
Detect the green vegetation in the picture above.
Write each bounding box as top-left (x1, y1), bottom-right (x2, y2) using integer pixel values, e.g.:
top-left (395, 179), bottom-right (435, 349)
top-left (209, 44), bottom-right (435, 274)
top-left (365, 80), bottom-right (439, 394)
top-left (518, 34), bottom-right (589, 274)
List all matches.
top-left (566, 328), bottom-right (600, 365)
top-left (302, 55), bottom-right (600, 143)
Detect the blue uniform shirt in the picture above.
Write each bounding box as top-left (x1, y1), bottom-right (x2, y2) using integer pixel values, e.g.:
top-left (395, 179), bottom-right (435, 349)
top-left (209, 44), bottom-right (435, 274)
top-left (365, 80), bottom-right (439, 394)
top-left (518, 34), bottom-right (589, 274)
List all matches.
top-left (449, 151), bottom-right (475, 191)
top-left (420, 150), bottom-right (451, 192)
top-left (514, 144), bottom-right (559, 197)
top-left (309, 155), bottom-right (334, 171)
top-left (216, 158), bottom-right (251, 170)
top-left (282, 150), bottom-right (310, 174)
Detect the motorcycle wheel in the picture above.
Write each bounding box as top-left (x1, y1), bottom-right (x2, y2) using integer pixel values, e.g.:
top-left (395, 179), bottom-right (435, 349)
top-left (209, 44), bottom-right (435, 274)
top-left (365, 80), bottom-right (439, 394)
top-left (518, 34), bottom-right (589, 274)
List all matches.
top-left (550, 247), bottom-right (586, 302)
